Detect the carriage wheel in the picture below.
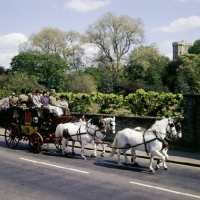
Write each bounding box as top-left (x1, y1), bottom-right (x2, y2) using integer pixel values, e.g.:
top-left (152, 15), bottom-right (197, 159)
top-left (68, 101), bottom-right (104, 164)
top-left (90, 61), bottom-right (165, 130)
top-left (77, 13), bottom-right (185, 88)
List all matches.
top-left (55, 138), bottom-right (62, 151)
top-left (29, 132), bottom-right (43, 154)
top-left (5, 123), bottom-right (20, 149)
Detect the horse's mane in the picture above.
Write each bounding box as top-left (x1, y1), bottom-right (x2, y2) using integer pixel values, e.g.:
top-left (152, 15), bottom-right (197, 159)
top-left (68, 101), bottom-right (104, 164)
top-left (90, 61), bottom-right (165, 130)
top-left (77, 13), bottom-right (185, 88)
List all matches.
top-left (151, 118), bottom-right (167, 130)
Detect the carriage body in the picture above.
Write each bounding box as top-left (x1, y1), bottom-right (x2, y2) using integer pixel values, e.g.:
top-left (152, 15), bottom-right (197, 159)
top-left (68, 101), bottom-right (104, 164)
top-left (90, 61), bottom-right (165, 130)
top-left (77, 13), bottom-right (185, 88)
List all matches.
top-left (4, 108), bottom-right (75, 153)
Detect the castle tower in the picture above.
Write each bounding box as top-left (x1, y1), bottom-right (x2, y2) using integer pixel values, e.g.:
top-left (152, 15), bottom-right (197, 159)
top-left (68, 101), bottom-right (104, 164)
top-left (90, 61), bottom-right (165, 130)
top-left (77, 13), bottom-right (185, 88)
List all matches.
top-left (172, 40), bottom-right (193, 60)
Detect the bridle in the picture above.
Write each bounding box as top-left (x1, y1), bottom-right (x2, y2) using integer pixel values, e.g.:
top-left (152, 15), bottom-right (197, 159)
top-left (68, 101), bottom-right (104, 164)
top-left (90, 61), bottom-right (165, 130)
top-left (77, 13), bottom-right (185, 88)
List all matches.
top-left (106, 119), bottom-right (116, 133)
top-left (165, 120), bottom-right (177, 141)
top-left (86, 118), bottom-right (107, 140)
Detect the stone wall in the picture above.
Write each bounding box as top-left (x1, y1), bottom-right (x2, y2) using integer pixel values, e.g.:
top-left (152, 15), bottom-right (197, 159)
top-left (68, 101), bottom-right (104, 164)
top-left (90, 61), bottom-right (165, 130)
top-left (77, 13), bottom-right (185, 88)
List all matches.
top-left (183, 95), bottom-right (200, 152)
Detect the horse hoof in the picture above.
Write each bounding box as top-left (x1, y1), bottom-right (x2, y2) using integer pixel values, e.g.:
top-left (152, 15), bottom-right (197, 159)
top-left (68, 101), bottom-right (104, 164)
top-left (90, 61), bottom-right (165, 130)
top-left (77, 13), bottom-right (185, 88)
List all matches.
top-left (133, 163), bottom-right (139, 167)
top-left (164, 168), bottom-right (169, 171)
top-left (156, 165), bottom-right (159, 170)
top-left (101, 154), bottom-right (104, 157)
top-left (119, 165), bottom-right (124, 168)
top-left (82, 157), bottom-right (86, 160)
top-left (150, 169), bottom-right (155, 173)
top-left (131, 158), bottom-right (133, 162)
top-left (63, 153), bottom-right (68, 156)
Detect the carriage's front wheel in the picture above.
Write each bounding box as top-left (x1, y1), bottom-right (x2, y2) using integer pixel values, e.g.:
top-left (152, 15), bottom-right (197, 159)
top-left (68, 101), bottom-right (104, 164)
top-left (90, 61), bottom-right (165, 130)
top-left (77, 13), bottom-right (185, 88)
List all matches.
top-left (5, 123), bottom-right (20, 149)
top-left (29, 132), bottom-right (43, 153)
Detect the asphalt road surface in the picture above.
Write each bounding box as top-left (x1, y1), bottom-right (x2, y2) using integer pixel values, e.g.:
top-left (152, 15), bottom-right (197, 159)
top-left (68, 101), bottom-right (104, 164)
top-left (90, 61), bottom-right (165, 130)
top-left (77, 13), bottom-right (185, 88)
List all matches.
top-left (0, 136), bottom-right (200, 200)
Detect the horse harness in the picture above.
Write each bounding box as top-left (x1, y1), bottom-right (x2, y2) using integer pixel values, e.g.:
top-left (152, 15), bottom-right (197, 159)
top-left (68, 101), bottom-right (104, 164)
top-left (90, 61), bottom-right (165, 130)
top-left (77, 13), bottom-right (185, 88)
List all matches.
top-left (63, 121), bottom-right (106, 143)
top-left (113, 121), bottom-right (176, 153)
top-left (143, 121), bottom-right (176, 154)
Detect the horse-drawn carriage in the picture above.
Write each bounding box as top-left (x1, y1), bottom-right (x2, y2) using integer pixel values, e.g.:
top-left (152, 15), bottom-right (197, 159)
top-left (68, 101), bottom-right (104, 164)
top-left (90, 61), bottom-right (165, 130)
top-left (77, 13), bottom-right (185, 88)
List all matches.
top-left (4, 108), bottom-right (75, 153)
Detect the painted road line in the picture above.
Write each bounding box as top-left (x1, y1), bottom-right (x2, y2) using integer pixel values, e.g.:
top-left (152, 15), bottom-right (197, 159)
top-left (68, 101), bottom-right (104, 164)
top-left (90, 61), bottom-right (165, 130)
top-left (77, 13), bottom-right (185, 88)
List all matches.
top-left (20, 158), bottom-right (89, 174)
top-left (130, 181), bottom-right (200, 199)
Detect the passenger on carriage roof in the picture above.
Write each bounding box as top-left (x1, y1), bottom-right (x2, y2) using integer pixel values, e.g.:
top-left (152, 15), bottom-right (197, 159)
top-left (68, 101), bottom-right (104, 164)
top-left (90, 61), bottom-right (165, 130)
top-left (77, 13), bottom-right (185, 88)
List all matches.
top-left (58, 95), bottom-right (71, 115)
top-left (48, 89), bottom-right (63, 116)
top-left (41, 91), bottom-right (49, 106)
top-left (18, 88), bottom-right (29, 105)
top-left (9, 92), bottom-right (18, 108)
top-left (32, 90), bottom-right (43, 108)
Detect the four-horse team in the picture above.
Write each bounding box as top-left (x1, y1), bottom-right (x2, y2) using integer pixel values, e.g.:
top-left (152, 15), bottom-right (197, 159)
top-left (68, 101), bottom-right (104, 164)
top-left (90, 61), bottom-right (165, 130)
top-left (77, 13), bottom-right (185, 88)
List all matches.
top-left (3, 89), bottom-right (182, 173)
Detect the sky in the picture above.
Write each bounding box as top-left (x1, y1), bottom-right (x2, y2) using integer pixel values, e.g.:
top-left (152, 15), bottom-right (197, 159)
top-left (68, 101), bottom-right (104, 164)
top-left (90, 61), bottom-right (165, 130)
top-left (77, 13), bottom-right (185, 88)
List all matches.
top-left (0, 0), bottom-right (200, 69)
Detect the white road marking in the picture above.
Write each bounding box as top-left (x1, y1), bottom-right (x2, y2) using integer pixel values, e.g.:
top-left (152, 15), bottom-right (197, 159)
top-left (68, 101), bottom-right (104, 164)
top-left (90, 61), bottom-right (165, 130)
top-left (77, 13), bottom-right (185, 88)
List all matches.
top-left (130, 181), bottom-right (200, 199)
top-left (20, 158), bottom-right (89, 174)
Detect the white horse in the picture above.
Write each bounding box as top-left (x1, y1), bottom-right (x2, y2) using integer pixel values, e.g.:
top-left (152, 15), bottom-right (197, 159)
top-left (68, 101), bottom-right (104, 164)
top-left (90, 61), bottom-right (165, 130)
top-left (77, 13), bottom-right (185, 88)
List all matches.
top-left (110, 118), bottom-right (178, 172)
top-left (71, 116), bottom-right (116, 157)
top-left (55, 116), bottom-right (106, 159)
top-left (92, 117), bottom-right (116, 157)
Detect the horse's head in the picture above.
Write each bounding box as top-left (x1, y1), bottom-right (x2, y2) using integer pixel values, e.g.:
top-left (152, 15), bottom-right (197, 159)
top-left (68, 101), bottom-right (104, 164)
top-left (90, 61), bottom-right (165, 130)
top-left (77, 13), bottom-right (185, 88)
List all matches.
top-left (105, 117), bottom-right (116, 134)
top-left (90, 116), bottom-right (106, 133)
top-left (166, 117), bottom-right (178, 139)
top-left (173, 118), bottom-right (182, 138)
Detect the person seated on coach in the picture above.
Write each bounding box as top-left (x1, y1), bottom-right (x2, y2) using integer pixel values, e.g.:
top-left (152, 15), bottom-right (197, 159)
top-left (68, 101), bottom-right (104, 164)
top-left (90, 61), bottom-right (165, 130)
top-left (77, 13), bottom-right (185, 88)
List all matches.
top-left (26, 90), bottom-right (33, 105)
top-left (32, 90), bottom-right (43, 108)
top-left (18, 89), bottom-right (28, 105)
top-left (40, 91), bottom-right (49, 106)
top-left (9, 92), bottom-right (18, 108)
top-left (48, 89), bottom-right (63, 116)
top-left (57, 95), bottom-right (71, 115)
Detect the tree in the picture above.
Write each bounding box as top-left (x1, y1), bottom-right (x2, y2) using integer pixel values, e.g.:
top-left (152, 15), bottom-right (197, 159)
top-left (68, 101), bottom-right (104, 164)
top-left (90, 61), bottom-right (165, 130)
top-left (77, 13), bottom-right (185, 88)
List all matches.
top-left (19, 27), bottom-right (85, 70)
top-left (66, 71), bottom-right (97, 93)
top-left (0, 72), bottom-right (46, 99)
top-left (188, 39), bottom-right (200, 54)
top-left (0, 66), bottom-right (5, 75)
top-left (10, 52), bottom-right (69, 91)
top-left (125, 44), bottom-right (169, 92)
top-left (85, 12), bottom-right (144, 77)
top-left (174, 54), bottom-right (200, 94)
top-left (162, 57), bottom-right (183, 93)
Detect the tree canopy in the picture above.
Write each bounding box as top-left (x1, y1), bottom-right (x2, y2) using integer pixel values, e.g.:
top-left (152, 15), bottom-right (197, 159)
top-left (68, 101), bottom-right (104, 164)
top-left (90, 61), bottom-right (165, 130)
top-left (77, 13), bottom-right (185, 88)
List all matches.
top-left (85, 12), bottom-right (144, 76)
top-left (188, 39), bottom-right (200, 54)
top-left (10, 52), bottom-right (69, 91)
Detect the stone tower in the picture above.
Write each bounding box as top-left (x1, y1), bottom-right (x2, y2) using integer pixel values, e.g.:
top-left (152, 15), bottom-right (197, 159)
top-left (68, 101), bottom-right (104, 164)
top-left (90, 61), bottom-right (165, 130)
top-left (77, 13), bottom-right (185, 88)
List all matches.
top-left (172, 40), bottom-right (193, 60)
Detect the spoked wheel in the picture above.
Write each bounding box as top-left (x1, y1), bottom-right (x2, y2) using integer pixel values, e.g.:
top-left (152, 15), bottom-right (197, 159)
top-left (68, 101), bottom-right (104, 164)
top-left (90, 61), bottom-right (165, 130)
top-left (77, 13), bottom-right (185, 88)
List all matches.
top-left (29, 132), bottom-right (43, 153)
top-left (5, 123), bottom-right (20, 149)
top-left (55, 138), bottom-right (62, 151)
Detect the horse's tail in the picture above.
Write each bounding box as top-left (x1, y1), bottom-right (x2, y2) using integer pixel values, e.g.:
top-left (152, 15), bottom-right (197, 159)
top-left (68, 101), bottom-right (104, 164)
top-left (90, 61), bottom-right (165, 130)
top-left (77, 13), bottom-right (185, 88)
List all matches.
top-left (55, 124), bottom-right (62, 144)
top-left (110, 132), bottom-right (118, 157)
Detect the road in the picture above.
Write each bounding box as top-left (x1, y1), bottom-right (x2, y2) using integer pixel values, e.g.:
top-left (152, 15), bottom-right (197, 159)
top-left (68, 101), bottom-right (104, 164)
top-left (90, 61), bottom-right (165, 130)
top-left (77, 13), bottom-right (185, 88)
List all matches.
top-left (0, 136), bottom-right (200, 200)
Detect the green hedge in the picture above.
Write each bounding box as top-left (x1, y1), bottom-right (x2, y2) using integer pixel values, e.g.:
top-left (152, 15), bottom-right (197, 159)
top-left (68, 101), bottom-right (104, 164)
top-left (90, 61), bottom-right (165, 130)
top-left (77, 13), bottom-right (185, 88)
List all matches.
top-left (57, 89), bottom-right (183, 117)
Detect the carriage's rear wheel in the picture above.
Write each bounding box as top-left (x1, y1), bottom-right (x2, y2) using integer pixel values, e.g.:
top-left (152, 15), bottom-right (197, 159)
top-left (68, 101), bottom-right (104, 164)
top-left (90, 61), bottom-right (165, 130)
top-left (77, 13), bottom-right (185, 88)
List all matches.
top-left (29, 132), bottom-right (43, 153)
top-left (55, 138), bottom-right (62, 151)
top-left (5, 123), bottom-right (20, 149)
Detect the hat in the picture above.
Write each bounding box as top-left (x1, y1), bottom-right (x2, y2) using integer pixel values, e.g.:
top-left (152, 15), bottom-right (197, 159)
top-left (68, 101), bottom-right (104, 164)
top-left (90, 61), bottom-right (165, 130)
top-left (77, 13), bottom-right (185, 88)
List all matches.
top-left (12, 92), bottom-right (15, 95)
top-left (50, 89), bottom-right (56, 93)
top-left (43, 91), bottom-right (47, 95)
top-left (60, 95), bottom-right (65, 99)
top-left (35, 90), bottom-right (41, 93)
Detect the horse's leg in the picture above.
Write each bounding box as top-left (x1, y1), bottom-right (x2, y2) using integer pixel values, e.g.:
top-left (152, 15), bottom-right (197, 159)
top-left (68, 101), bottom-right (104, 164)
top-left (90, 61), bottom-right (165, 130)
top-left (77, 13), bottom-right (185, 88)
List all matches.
top-left (61, 137), bottom-right (69, 156)
top-left (150, 150), bottom-right (165, 172)
top-left (149, 154), bottom-right (155, 172)
top-left (71, 140), bottom-right (75, 155)
top-left (122, 149), bottom-right (129, 166)
top-left (101, 144), bottom-right (106, 157)
top-left (131, 148), bottom-right (138, 166)
top-left (156, 148), bottom-right (169, 170)
top-left (90, 140), bottom-right (97, 158)
top-left (117, 149), bottom-right (124, 167)
top-left (80, 140), bottom-right (86, 160)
